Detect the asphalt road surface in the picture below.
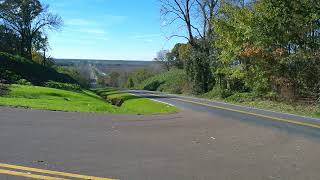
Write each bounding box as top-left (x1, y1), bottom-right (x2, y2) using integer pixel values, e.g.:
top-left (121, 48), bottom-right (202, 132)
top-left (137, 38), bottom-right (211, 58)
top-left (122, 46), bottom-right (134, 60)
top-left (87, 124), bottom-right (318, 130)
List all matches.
top-left (1, 90), bottom-right (320, 180)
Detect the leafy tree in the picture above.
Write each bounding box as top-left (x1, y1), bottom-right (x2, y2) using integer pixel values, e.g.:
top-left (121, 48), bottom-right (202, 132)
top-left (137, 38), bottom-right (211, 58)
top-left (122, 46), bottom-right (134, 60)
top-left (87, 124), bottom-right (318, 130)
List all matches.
top-left (213, 0), bottom-right (320, 98)
top-left (0, 25), bottom-right (19, 54)
top-left (126, 77), bottom-right (135, 88)
top-left (0, 0), bottom-right (62, 59)
top-left (160, 0), bottom-right (219, 93)
top-left (167, 43), bottom-right (189, 69)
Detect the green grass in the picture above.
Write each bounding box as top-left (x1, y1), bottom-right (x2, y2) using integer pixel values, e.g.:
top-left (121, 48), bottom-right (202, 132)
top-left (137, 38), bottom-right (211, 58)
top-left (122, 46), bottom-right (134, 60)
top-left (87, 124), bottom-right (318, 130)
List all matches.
top-left (202, 91), bottom-right (320, 118)
top-left (94, 88), bottom-right (179, 115)
top-left (0, 85), bottom-right (178, 115)
top-left (236, 100), bottom-right (320, 119)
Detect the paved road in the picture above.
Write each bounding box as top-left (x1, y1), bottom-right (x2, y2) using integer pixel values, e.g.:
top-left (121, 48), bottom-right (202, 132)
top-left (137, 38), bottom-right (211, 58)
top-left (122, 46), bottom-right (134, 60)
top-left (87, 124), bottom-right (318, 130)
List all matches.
top-left (1, 91), bottom-right (320, 180)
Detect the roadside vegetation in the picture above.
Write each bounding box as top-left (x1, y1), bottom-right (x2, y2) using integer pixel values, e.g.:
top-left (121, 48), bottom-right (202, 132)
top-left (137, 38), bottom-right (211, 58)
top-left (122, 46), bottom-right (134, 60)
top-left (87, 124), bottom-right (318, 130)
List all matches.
top-left (0, 85), bottom-right (177, 115)
top-left (137, 69), bottom-right (189, 94)
top-left (0, 0), bottom-right (177, 115)
top-left (94, 88), bottom-right (178, 115)
top-left (0, 0), bottom-right (319, 117)
top-left (130, 69), bottom-right (320, 118)
top-left (119, 0), bottom-right (320, 118)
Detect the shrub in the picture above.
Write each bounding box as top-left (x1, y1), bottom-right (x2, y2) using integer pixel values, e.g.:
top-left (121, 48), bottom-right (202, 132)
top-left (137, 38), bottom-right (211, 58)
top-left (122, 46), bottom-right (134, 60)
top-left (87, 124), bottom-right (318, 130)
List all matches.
top-left (138, 69), bottom-right (188, 94)
top-left (17, 79), bottom-right (32, 86)
top-left (220, 89), bottom-right (233, 99)
top-left (225, 92), bottom-right (256, 103)
top-left (0, 83), bottom-right (9, 96)
top-left (143, 80), bottom-right (164, 91)
top-left (0, 68), bottom-right (22, 84)
top-left (44, 81), bottom-right (81, 92)
top-left (264, 91), bottom-right (278, 101)
top-left (203, 86), bottom-right (233, 99)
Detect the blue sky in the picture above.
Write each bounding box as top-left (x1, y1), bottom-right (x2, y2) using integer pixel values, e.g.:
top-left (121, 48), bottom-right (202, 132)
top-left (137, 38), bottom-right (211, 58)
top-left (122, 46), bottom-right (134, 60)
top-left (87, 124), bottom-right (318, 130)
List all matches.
top-left (41, 0), bottom-right (183, 60)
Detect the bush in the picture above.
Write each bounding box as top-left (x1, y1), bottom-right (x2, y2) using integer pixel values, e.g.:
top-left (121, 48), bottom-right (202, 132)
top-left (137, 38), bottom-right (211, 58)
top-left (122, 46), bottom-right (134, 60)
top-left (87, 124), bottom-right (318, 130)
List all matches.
top-left (143, 80), bottom-right (164, 91)
top-left (225, 92), bottom-right (256, 103)
top-left (138, 69), bottom-right (188, 94)
top-left (264, 91), bottom-right (278, 101)
top-left (203, 86), bottom-right (233, 99)
top-left (0, 68), bottom-right (22, 84)
top-left (44, 81), bottom-right (81, 92)
top-left (0, 83), bottom-right (9, 96)
top-left (17, 79), bottom-right (32, 86)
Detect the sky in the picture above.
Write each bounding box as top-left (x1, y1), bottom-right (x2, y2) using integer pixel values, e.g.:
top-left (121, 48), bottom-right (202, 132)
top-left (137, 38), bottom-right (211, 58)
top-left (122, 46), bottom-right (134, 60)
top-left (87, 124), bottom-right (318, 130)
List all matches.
top-left (41, 0), bottom-right (184, 60)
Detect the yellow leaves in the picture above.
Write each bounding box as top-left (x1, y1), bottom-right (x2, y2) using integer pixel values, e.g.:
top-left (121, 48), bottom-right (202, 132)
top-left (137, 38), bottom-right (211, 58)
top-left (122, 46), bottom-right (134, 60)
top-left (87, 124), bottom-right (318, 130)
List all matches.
top-left (239, 43), bottom-right (264, 58)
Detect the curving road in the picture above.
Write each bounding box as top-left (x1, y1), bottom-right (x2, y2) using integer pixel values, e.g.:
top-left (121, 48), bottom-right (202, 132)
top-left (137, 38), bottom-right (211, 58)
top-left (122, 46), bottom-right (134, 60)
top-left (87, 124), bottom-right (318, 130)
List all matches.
top-left (1, 90), bottom-right (320, 179)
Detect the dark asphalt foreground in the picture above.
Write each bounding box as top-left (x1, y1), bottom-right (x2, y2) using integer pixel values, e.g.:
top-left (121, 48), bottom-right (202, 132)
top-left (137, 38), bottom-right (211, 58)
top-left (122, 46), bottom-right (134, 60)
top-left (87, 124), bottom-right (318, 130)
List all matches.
top-left (1, 93), bottom-right (320, 179)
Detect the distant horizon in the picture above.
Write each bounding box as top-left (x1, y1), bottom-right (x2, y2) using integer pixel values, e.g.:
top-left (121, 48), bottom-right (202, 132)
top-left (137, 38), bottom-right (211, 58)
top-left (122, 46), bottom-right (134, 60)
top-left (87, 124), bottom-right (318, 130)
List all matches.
top-left (41, 0), bottom-right (184, 60)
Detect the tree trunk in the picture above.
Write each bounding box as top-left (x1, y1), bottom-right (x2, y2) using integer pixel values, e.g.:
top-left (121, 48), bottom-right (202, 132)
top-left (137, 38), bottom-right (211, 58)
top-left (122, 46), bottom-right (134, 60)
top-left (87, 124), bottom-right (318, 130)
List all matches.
top-left (26, 37), bottom-right (32, 60)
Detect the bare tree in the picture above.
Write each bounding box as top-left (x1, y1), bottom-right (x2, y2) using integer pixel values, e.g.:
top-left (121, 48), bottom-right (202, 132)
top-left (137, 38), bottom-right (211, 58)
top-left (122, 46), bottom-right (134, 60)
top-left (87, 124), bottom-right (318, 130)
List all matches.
top-left (160, 0), bottom-right (219, 45)
top-left (196, 0), bottom-right (219, 41)
top-left (0, 0), bottom-right (62, 60)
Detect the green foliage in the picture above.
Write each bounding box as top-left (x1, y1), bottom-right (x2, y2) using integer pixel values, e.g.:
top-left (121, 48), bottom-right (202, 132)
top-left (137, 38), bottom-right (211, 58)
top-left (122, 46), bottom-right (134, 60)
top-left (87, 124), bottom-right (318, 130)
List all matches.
top-left (212, 0), bottom-right (320, 99)
top-left (225, 92), bottom-right (256, 103)
top-left (137, 69), bottom-right (188, 94)
top-left (16, 79), bottom-right (32, 86)
top-left (0, 83), bottom-right (9, 96)
top-left (143, 80), bottom-right (164, 91)
top-left (185, 47), bottom-right (214, 94)
top-left (0, 25), bottom-right (19, 55)
top-left (126, 77), bottom-right (135, 88)
top-left (55, 66), bottom-right (89, 88)
top-left (0, 52), bottom-right (76, 85)
top-left (166, 43), bottom-right (191, 69)
top-left (0, 0), bottom-right (62, 59)
top-left (0, 68), bottom-right (22, 83)
top-left (44, 81), bottom-right (81, 92)
top-left (126, 68), bottom-right (157, 88)
top-left (203, 86), bottom-right (233, 99)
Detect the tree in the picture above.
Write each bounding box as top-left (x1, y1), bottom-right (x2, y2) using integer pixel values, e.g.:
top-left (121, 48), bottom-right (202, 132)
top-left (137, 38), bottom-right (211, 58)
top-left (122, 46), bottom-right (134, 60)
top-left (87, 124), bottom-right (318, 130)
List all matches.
top-left (213, 0), bottom-right (320, 98)
top-left (0, 24), bottom-right (19, 54)
top-left (126, 77), bottom-right (135, 88)
top-left (168, 43), bottom-right (188, 69)
top-left (154, 50), bottom-right (171, 71)
top-left (160, 0), bottom-right (218, 44)
top-left (32, 32), bottom-right (50, 66)
top-left (0, 0), bottom-right (62, 60)
top-left (160, 0), bottom-right (219, 93)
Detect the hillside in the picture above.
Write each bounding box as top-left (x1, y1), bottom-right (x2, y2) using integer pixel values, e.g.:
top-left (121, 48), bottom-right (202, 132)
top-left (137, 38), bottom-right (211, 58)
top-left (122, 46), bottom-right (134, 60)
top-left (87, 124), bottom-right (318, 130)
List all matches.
top-left (0, 85), bottom-right (178, 114)
top-left (0, 53), bottom-right (75, 85)
top-left (137, 69), bottom-right (189, 94)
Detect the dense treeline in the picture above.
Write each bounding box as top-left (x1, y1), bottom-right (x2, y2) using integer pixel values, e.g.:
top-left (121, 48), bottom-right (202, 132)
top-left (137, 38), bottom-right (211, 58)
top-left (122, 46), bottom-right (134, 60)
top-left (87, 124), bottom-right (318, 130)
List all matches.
top-left (157, 0), bottom-right (320, 101)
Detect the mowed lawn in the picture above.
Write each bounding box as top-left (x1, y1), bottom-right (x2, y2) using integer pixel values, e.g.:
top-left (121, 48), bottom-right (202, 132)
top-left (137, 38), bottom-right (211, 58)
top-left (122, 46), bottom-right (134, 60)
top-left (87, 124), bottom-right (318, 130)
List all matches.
top-left (94, 88), bottom-right (179, 115)
top-left (0, 85), bottom-right (178, 115)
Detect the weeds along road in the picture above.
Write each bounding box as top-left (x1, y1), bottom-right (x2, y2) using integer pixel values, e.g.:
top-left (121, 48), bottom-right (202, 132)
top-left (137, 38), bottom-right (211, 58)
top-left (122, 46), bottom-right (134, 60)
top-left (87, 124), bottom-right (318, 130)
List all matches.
top-left (1, 91), bottom-right (320, 179)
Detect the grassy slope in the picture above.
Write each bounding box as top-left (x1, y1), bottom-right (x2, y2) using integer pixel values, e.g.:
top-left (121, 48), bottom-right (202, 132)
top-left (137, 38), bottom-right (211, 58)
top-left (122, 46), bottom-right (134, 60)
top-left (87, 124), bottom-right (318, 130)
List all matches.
top-left (95, 88), bottom-right (179, 115)
top-left (0, 52), bottom-right (75, 85)
top-left (235, 100), bottom-right (320, 118)
top-left (137, 69), bottom-right (188, 94)
top-left (202, 90), bottom-right (320, 118)
top-left (0, 85), bottom-right (178, 115)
